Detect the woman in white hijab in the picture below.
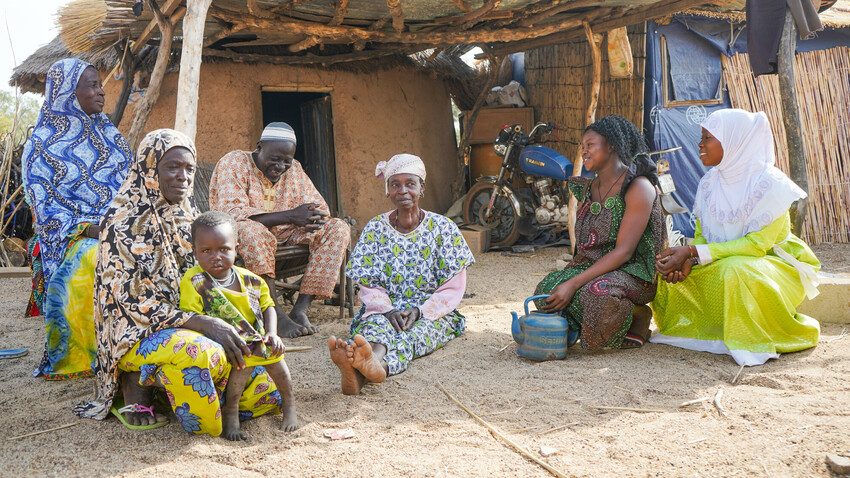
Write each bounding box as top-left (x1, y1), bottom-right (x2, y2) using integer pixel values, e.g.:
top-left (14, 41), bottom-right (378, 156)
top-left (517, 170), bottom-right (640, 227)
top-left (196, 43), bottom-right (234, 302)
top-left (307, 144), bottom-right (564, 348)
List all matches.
top-left (651, 109), bottom-right (820, 366)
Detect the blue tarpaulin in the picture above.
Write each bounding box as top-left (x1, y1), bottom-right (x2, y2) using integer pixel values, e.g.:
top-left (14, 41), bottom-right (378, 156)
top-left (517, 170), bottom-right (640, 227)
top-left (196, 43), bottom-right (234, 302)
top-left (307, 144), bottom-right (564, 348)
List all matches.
top-left (643, 15), bottom-right (849, 237)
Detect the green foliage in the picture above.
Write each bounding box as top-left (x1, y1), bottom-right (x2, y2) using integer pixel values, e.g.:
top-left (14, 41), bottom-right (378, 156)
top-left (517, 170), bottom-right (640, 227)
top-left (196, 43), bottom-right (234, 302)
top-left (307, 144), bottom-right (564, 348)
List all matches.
top-left (0, 90), bottom-right (41, 143)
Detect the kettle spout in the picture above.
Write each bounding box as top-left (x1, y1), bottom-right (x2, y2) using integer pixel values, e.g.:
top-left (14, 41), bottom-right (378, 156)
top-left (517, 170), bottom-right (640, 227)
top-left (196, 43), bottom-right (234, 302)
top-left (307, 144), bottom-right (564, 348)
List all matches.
top-left (511, 311), bottom-right (523, 345)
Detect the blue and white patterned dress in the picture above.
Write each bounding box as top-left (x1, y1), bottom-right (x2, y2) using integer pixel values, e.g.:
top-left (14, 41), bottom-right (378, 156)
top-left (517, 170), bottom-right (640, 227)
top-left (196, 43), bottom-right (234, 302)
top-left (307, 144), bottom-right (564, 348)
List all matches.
top-left (346, 211), bottom-right (474, 375)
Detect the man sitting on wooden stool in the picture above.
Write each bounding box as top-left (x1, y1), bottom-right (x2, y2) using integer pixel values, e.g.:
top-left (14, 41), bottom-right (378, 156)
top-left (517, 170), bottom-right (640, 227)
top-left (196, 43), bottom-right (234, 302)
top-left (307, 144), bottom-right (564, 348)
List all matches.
top-left (209, 122), bottom-right (351, 338)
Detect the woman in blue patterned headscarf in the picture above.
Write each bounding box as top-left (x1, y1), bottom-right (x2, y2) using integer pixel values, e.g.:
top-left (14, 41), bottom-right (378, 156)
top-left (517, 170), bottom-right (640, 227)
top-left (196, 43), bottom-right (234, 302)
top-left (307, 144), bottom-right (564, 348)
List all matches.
top-left (22, 58), bottom-right (132, 379)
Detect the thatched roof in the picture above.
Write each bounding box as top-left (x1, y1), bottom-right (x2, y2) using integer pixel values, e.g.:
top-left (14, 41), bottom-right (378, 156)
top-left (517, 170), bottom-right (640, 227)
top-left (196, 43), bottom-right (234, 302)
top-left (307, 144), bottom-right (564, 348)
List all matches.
top-left (11, 0), bottom-right (717, 93)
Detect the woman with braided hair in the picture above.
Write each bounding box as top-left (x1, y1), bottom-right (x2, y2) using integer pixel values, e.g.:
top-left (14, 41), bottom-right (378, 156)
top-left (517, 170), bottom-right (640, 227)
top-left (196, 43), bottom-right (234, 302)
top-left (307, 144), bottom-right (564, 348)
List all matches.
top-left (535, 115), bottom-right (666, 350)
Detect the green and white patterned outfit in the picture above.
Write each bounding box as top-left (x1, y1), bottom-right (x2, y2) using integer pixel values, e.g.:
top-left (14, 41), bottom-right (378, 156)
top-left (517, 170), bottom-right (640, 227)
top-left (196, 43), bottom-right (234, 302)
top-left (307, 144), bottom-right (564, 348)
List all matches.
top-left (346, 211), bottom-right (474, 376)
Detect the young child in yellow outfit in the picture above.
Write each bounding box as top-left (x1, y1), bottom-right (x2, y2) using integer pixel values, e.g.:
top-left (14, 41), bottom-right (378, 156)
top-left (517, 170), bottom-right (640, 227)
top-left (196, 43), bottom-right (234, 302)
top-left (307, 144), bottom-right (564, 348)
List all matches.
top-left (180, 211), bottom-right (298, 440)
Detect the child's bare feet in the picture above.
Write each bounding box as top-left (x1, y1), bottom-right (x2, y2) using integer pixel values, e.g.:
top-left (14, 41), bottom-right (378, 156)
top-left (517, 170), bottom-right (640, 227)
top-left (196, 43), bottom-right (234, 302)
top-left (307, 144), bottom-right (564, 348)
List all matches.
top-left (280, 403), bottom-right (299, 432)
top-left (328, 336), bottom-right (365, 395)
top-left (222, 367), bottom-right (253, 441)
top-left (346, 335), bottom-right (387, 384)
top-left (222, 409), bottom-right (248, 441)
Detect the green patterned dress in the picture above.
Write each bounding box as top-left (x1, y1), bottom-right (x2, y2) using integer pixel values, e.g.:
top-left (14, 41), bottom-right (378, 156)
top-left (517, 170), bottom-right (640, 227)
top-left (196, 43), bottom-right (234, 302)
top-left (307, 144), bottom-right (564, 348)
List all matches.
top-left (535, 176), bottom-right (666, 349)
top-left (346, 211), bottom-right (474, 375)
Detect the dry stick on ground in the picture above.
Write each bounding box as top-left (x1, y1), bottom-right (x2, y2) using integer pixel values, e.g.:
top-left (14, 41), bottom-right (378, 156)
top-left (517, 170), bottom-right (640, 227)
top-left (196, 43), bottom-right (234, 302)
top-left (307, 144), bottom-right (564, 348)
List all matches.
top-left (538, 422), bottom-right (580, 436)
top-left (8, 422), bottom-right (80, 441)
top-left (283, 345), bottom-right (313, 353)
top-left (437, 383), bottom-right (569, 478)
top-left (591, 405), bottom-right (667, 413)
top-left (731, 365), bottom-right (746, 385)
top-left (678, 396), bottom-right (713, 408)
top-left (713, 388), bottom-right (728, 418)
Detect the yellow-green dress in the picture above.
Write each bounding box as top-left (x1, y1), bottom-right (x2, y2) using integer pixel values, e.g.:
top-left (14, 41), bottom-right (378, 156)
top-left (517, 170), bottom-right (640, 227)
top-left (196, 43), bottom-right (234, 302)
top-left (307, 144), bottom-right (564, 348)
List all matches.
top-left (651, 212), bottom-right (820, 365)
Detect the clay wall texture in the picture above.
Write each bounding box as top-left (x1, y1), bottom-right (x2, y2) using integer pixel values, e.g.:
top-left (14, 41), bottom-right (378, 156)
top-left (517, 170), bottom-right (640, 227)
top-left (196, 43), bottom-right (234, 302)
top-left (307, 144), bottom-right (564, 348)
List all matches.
top-left (106, 62), bottom-right (458, 228)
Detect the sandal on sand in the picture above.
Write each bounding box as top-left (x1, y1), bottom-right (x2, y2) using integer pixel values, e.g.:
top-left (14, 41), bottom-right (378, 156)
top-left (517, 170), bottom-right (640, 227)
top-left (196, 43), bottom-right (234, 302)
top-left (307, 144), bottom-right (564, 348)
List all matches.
top-left (110, 398), bottom-right (169, 431)
top-left (0, 348), bottom-right (28, 359)
top-left (621, 332), bottom-right (647, 349)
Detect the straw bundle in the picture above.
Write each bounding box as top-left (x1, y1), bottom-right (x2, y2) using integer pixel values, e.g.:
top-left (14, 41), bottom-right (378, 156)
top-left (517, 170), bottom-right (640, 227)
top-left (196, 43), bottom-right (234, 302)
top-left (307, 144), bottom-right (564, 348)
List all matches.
top-left (57, 0), bottom-right (109, 54)
top-left (722, 49), bottom-right (850, 244)
top-left (524, 24), bottom-right (647, 162)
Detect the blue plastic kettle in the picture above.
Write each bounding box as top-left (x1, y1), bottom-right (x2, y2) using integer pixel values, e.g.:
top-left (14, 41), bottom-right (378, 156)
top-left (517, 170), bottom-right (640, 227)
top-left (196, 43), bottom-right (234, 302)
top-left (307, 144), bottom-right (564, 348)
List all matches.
top-left (510, 295), bottom-right (576, 361)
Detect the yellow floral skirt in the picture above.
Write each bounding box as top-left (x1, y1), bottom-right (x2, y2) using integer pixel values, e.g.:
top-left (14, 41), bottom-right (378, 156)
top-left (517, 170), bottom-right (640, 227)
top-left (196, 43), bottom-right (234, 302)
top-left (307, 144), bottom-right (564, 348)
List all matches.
top-left (118, 328), bottom-right (283, 436)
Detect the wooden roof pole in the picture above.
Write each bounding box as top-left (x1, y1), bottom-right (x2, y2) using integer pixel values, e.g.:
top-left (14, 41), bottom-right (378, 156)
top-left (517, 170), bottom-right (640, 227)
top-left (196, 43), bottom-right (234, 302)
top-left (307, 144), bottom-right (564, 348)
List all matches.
top-left (778, 9), bottom-right (809, 235)
top-left (131, 0), bottom-right (183, 55)
top-left (175, 0), bottom-right (213, 141)
top-left (568, 21), bottom-right (602, 255)
top-left (127, 0), bottom-right (175, 149)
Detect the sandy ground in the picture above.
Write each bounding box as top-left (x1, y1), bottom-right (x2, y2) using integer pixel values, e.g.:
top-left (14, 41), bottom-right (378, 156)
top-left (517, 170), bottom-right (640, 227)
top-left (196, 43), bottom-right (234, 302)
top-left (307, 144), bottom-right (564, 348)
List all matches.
top-left (1, 247), bottom-right (848, 478)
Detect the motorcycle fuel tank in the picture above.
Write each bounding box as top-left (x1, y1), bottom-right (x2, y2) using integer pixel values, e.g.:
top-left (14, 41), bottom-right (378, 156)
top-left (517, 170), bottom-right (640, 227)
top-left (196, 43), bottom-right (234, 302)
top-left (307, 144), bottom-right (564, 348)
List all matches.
top-left (519, 145), bottom-right (573, 180)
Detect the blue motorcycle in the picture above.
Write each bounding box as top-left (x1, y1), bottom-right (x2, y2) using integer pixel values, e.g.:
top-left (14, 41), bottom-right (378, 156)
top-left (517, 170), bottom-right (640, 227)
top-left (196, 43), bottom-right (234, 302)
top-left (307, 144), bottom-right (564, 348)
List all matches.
top-left (462, 122), bottom-right (685, 248)
top-left (463, 122), bottom-right (581, 248)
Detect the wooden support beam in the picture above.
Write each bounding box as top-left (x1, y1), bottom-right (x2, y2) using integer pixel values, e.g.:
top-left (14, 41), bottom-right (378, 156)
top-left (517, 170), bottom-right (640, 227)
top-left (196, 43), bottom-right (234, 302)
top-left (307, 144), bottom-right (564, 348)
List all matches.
top-left (203, 22), bottom-right (248, 47)
top-left (329, 0), bottom-right (350, 26)
top-left (210, 6), bottom-right (605, 48)
top-left (458, 0), bottom-right (501, 28)
top-left (247, 0), bottom-right (274, 18)
top-left (127, 0), bottom-right (175, 149)
top-left (289, 35), bottom-right (322, 52)
top-left (568, 21), bottom-right (602, 254)
top-left (386, 0), bottom-right (405, 32)
top-left (482, 0), bottom-right (706, 57)
top-left (130, 0), bottom-right (182, 55)
top-left (518, 0), bottom-right (597, 27)
top-left (175, 0), bottom-right (213, 141)
top-left (109, 40), bottom-right (135, 127)
top-left (778, 9), bottom-right (809, 234)
top-left (202, 47), bottom-right (403, 65)
top-left (455, 51), bottom-right (505, 199)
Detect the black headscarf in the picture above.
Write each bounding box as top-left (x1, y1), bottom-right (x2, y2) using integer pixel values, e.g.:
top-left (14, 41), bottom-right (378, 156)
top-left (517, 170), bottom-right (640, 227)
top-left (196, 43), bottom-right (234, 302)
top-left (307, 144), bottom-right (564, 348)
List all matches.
top-left (585, 115), bottom-right (658, 187)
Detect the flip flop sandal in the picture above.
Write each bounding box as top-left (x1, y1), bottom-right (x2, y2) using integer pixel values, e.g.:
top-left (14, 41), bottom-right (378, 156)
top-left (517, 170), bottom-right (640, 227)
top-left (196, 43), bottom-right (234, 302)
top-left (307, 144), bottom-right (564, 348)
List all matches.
top-left (110, 398), bottom-right (169, 431)
top-left (0, 348), bottom-right (28, 359)
top-left (620, 332), bottom-right (646, 349)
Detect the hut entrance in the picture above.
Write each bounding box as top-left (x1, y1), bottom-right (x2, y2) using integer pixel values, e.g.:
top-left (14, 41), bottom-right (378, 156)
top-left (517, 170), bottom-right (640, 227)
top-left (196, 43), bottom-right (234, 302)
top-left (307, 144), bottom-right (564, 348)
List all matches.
top-left (261, 91), bottom-right (339, 215)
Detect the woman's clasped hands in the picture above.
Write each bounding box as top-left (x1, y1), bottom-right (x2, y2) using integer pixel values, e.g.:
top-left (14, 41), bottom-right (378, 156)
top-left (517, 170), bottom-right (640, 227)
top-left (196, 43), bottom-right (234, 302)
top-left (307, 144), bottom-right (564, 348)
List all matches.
top-left (656, 246), bottom-right (693, 284)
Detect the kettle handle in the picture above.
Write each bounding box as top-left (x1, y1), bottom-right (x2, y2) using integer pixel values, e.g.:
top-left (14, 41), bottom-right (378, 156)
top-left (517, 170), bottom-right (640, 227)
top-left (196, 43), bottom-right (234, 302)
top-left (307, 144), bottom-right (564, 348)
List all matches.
top-left (524, 295), bottom-right (551, 316)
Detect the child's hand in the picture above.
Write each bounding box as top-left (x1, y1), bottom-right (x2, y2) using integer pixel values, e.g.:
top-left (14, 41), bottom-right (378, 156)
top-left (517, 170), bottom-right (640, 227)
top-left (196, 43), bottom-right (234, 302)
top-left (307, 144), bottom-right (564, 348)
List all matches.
top-left (264, 334), bottom-right (286, 357)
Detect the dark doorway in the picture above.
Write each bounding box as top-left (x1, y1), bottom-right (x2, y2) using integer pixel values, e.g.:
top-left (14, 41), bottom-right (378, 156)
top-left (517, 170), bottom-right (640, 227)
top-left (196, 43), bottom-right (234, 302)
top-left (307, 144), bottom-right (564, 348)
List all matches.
top-left (261, 91), bottom-right (339, 215)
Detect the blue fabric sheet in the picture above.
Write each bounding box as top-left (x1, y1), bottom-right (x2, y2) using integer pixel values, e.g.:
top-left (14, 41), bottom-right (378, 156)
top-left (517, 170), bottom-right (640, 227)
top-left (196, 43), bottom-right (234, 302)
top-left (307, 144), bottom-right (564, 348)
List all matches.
top-left (643, 16), bottom-right (849, 237)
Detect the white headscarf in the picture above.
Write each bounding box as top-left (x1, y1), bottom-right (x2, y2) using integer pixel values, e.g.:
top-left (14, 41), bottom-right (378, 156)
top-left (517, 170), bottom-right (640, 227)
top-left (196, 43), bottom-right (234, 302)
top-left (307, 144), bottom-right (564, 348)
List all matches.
top-left (375, 153), bottom-right (427, 194)
top-left (693, 109), bottom-right (806, 243)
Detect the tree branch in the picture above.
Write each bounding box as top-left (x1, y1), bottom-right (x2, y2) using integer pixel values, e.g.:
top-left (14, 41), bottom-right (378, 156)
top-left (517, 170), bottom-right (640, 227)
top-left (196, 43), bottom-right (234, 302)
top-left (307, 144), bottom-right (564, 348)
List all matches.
top-left (127, 0), bottom-right (173, 149)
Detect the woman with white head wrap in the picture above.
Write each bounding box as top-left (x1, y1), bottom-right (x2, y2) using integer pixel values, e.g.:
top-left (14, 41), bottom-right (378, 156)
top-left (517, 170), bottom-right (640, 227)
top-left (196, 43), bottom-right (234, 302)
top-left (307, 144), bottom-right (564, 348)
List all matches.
top-left (652, 109), bottom-right (820, 366)
top-left (327, 154), bottom-right (474, 395)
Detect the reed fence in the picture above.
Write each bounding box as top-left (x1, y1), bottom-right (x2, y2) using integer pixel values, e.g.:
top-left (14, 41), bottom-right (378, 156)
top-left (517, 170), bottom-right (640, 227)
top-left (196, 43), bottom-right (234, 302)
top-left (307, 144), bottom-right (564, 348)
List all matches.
top-left (723, 48), bottom-right (850, 244)
top-left (524, 23), bottom-right (647, 161)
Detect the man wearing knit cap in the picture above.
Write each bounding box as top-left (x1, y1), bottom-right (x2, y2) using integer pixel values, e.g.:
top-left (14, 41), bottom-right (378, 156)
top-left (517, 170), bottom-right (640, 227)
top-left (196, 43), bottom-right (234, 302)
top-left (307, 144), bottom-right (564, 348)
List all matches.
top-left (209, 122), bottom-right (351, 338)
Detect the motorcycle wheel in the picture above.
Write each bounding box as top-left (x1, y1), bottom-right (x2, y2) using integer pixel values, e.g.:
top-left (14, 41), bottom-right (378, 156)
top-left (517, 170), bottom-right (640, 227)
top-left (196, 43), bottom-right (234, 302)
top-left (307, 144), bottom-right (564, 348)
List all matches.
top-left (462, 182), bottom-right (522, 248)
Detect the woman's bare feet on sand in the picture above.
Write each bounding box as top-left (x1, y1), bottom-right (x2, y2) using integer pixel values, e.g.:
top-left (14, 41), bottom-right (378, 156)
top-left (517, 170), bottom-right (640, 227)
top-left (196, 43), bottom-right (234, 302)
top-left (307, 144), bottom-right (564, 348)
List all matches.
top-left (346, 335), bottom-right (387, 384)
top-left (328, 336), bottom-right (365, 395)
top-left (120, 372), bottom-right (167, 426)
